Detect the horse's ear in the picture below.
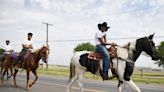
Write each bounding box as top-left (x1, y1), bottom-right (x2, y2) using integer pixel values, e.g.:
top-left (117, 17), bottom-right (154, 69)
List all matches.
top-left (47, 45), bottom-right (49, 49)
top-left (43, 44), bottom-right (46, 47)
top-left (148, 33), bottom-right (155, 40)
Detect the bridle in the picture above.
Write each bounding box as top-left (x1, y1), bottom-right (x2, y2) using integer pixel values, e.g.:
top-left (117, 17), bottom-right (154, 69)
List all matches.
top-left (39, 47), bottom-right (48, 63)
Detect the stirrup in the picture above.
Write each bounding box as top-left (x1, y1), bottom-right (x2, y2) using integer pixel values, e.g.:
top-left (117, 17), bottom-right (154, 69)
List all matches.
top-left (108, 69), bottom-right (113, 79)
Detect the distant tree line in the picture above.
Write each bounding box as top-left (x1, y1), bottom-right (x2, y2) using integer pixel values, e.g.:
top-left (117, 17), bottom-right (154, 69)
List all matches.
top-left (156, 41), bottom-right (164, 68)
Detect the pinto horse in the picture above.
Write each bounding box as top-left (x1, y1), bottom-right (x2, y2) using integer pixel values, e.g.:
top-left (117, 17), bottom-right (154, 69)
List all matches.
top-left (67, 34), bottom-right (159, 92)
top-left (12, 46), bottom-right (49, 90)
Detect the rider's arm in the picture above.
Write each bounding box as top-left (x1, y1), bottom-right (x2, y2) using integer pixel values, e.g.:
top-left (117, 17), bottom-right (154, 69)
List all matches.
top-left (29, 45), bottom-right (33, 49)
top-left (22, 44), bottom-right (33, 49)
top-left (103, 35), bottom-right (107, 42)
top-left (98, 38), bottom-right (115, 45)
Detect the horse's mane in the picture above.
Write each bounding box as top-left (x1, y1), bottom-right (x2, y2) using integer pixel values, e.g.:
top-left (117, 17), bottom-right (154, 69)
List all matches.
top-left (33, 46), bottom-right (49, 56)
top-left (121, 40), bottom-right (136, 50)
top-left (33, 48), bottom-right (41, 55)
top-left (122, 43), bottom-right (130, 48)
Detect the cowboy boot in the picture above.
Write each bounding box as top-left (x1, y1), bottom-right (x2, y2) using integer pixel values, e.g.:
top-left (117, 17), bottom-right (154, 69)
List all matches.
top-left (99, 69), bottom-right (108, 81)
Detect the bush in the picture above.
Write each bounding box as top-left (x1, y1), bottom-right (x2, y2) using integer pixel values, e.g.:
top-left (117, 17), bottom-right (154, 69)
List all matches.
top-left (74, 42), bottom-right (96, 52)
top-left (0, 48), bottom-right (4, 54)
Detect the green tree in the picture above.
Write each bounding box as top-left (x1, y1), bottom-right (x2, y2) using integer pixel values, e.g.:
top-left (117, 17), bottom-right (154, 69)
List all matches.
top-left (156, 41), bottom-right (164, 68)
top-left (74, 42), bottom-right (96, 52)
top-left (0, 48), bottom-right (4, 55)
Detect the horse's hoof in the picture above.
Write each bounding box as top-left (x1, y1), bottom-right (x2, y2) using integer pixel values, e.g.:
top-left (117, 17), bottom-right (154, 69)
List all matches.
top-left (67, 87), bottom-right (71, 92)
top-left (29, 84), bottom-right (32, 88)
top-left (67, 89), bottom-right (70, 92)
top-left (26, 87), bottom-right (29, 91)
top-left (14, 85), bottom-right (18, 87)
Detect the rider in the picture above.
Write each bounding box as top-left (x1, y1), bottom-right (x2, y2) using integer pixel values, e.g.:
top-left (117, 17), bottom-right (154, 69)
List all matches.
top-left (3, 40), bottom-right (14, 54)
top-left (19, 32), bottom-right (34, 66)
top-left (95, 22), bottom-right (116, 80)
top-left (0, 40), bottom-right (14, 61)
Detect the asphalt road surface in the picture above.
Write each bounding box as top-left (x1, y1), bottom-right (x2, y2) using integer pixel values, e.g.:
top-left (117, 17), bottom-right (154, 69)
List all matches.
top-left (0, 74), bottom-right (164, 92)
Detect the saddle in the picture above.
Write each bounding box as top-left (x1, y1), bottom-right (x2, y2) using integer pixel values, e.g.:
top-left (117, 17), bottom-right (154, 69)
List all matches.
top-left (87, 52), bottom-right (101, 61)
top-left (108, 45), bottom-right (117, 58)
top-left (24, 50), bottom-right (31, 60)
top-left (88, 45), bottom-right (117, 61)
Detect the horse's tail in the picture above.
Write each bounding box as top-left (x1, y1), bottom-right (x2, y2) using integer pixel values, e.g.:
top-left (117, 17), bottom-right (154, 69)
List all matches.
top-left (69, 57), bottom-right (75, 80)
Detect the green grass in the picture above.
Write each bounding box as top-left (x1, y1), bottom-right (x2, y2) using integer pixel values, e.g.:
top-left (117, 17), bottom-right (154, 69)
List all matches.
top-left (131, 71), bottom-right (164, 84)
top-left (37, 65), bottom-right (164, 84)
top-left (38, 66), bottom-right (70, 77)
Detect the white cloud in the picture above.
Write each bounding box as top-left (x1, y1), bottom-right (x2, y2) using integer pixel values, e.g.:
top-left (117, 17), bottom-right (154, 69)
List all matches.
top-left (156, 0), bottom-right (164, 6)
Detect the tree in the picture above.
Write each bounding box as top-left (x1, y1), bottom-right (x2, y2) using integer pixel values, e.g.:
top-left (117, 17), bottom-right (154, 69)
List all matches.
top-left (156, 41), bottom-right (164, 68)
top-left (74, 42), bottom-right (96, 52)
top-left (0, 48), bottom-right (4, 55)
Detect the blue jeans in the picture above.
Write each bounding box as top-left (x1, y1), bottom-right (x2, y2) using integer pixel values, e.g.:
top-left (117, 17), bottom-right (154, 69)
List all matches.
top-left (96, 45), bottom-right (110, 75)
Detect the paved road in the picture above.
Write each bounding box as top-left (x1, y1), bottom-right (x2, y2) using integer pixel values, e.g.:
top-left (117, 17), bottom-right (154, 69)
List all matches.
top-left (0, 74), bottom-right (164, 92)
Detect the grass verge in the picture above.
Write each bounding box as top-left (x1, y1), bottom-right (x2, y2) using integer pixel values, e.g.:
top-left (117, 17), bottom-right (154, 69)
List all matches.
top-left (37, 65), bottom-right (164, 84)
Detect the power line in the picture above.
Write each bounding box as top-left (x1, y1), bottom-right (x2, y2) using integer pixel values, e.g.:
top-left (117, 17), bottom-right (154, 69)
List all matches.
top-left (34, 36), bottom-right (164, 43)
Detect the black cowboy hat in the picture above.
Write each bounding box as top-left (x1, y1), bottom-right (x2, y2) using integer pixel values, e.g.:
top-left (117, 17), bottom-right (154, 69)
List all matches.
top-left (98, 22), bottom-right (110, 30)
top-left (6, 40), bottom-right (10, 43)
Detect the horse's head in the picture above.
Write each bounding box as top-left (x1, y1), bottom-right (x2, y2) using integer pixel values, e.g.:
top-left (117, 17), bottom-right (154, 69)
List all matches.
top-left (140, 34), bottom-right (159, 60)
top-left (39, 45), bottom-right (49, 64)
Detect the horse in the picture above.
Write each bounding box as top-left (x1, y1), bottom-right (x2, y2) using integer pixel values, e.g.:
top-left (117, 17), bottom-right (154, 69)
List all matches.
top-left (13, 46), bottom-right (49, 90)
top-left (0, 49), bottom-right (13, 81)
top-left (0, 46), bottom-right (49, 90)
top-left (67, 34), bottom-right (159, 92)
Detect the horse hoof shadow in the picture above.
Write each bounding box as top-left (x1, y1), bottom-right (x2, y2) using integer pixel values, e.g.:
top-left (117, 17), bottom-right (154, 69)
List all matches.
top-left (26, 87), bottom-right (29, 91)
top-left (0, 83), bottom-right (3, 86)
top-left (0, 81), bottom-right (4, 85)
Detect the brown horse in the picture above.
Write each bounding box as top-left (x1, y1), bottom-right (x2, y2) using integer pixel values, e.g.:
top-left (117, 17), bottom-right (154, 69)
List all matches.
top-left (0, 51), bottom-right (16, 82)
top-left (0, 54), bottom-right (14, 82)
top-left (12, 46), bottom-right (49, 90)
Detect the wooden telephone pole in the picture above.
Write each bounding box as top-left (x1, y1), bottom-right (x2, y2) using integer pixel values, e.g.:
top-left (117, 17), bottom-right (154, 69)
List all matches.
top-left (42, 22), bottom-right (53, 46)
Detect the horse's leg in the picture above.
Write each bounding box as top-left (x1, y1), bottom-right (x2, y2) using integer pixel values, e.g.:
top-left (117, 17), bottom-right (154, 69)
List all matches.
top-left (124, 80), bottom-right (141, 92)
top-left (1, 66), bottom-right (8, 83)
top-left (13, 69), bottom-right (18, 86)
top-left (67, 72), bottom-right (78, 92)
top-left (0, 68), bottom-right (1, 84)
top-left (29, 70), bottom-right (38, 88)
top-left (0, 65), bottom-right (3, 81)
top-left (8, 66), bottom-right (13, 79)
top-left (0, 65), bottom-right (2, 77)
top-left (7, 69), bottom-right (9, 80)
top-left (118, 80), bottom-right (124, 92)
top-left (46, 63), bottom-right (48, 71)
top-left (1, 68), bottom-right (5, 84)
top-left (78, 70), bottom-right (85, 92)
top-left (26, 68), bottom-right (30, 90)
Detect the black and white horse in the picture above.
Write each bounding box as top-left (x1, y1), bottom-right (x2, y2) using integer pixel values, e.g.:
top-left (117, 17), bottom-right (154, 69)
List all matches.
top-left (67, 34), bottom-right (159, 92)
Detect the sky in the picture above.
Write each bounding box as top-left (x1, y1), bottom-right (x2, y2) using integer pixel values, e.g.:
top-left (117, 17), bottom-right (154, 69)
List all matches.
top-left (0, 0), bottom-right (164, 68)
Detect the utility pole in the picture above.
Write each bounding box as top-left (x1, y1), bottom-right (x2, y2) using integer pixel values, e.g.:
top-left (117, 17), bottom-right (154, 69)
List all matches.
top-left (42, 22), bottom-right (53, 46)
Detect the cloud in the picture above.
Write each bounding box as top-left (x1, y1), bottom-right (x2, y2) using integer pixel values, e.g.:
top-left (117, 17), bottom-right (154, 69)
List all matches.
top-left (0, 0), bottom-right (163, 67)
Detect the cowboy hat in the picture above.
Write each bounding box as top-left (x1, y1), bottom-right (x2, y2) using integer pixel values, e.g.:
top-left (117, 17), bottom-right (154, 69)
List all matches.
top-left (98, 22), bottom-right (110, 30)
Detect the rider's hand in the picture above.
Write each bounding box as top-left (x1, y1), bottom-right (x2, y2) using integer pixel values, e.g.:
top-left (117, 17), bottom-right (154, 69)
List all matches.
top-left (111, 43), bottom-right (117, 46)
